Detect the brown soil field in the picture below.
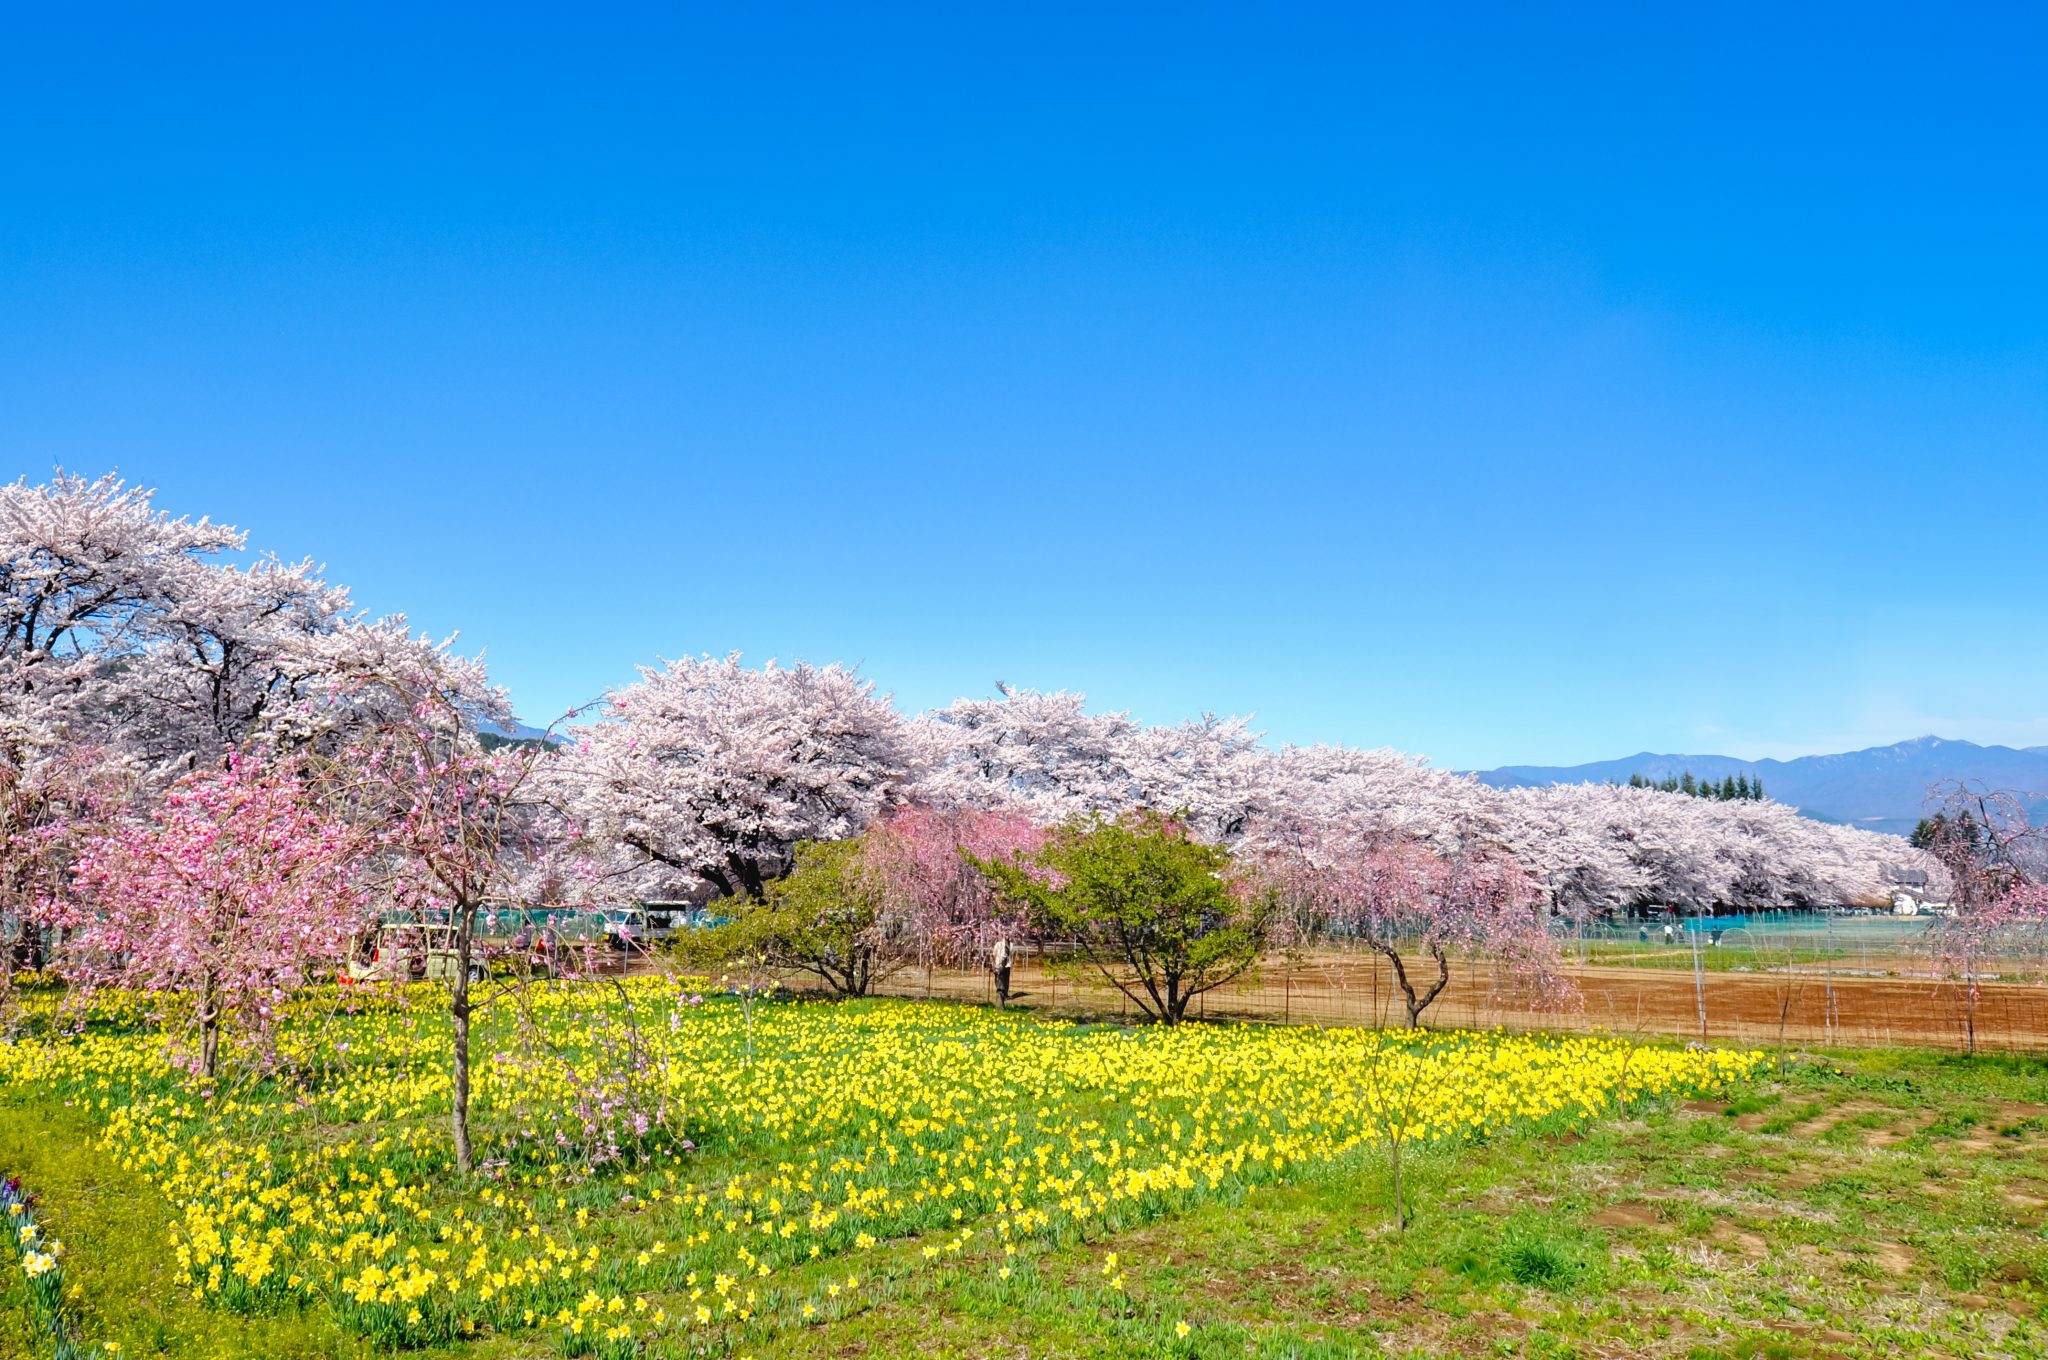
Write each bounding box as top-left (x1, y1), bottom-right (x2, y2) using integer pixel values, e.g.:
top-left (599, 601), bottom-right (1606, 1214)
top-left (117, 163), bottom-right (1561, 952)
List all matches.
top-left (871, 948), bottom-right (2048, 1052)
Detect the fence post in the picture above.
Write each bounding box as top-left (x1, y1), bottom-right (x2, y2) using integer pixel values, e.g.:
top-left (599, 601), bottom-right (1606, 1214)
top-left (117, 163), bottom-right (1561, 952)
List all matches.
top-left (1690, 908), bottom-right (1708, 1042)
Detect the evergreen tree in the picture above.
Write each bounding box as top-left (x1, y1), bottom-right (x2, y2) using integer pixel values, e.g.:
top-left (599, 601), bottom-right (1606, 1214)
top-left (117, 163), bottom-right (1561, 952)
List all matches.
top-left (1680, 771), bottom-right (1697, 796)
top-left (1735, 773), bottom-right (1751, 800)
top-left (1628, 772), bottom-right (1647, 788)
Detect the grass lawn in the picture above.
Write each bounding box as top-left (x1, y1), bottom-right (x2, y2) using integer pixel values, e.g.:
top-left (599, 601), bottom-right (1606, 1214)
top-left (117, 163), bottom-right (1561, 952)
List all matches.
top-left (1573, 941), bottom-right (1856, 972)
top-left (0, 987), bottom-right (2040, 1359)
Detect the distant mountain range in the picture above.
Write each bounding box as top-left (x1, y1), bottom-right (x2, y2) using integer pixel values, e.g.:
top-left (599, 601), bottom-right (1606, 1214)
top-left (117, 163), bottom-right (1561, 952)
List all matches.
top-left (475, 716), bottom-right (558, 745)
top-left (1472, 736), bottom-right (2048, 837)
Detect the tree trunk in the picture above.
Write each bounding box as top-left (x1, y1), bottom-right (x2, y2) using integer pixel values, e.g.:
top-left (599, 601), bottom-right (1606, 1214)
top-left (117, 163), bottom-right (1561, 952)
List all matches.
top-left (1690, 911), bottom-right (1708, 1042)
top-left (1380, 942), bottom-right (1450, 1028)
top-left (1964, 981), bottom-right (1978, 1057)
top-left (728, 853), bottom-right (768, 903)
top-left (451, 919), bottom-right (475, 1175)
top-left (198, 968), bottom-right (220, 1081)
top-left (1389, 1133), bottom-right (1405, 1231)
top-left (10, 919), bottom-right (42, 972)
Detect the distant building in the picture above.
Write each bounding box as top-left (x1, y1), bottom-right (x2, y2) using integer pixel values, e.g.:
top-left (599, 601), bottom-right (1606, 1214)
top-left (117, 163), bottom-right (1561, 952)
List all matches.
top-left (1883, 864), bottom-right (1930, 889)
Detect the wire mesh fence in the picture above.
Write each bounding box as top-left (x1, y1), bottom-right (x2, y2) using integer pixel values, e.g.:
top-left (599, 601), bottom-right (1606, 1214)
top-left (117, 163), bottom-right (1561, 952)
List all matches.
top-left (876, 911), bottom-right (2048, 1053)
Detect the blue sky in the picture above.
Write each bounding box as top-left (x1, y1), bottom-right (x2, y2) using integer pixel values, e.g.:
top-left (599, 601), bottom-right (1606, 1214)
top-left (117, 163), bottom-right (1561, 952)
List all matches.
top-left (3, 3), bottom-right (2043, 769)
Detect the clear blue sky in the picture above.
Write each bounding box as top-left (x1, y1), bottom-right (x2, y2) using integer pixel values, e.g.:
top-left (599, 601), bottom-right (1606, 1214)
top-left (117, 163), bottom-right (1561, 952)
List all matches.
top-left (4, 3), bottom-right (2043, 769)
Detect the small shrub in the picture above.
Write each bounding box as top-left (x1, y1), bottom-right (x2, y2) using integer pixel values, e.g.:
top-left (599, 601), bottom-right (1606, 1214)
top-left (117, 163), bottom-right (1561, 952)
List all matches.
top-left (1722, 1092), bottom-right (1780, 1118)
top-left (1501, 1228), bottom-right (1584, 1290)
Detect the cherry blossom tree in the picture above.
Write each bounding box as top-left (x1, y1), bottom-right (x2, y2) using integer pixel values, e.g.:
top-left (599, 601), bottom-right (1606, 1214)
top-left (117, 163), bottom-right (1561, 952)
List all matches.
top-left (1262, 823), bottom-right (1567, 1027)
top-left (909, 686), bottom-right (1146, 823)
top-left (555, 654), bottom-right (910, 902)
top-left (0, 730), bottom-right (124, 979)
top-left (0, 472), bottom-right (240, 672)
top-left (1921, 783), bottom-right (2048, 1054)
top-left (0, 473), bottom-right (497, 774)
top-left (1258, 743), bottom-right (1509, 855)
top-left (1129, 713), bottom-right (1274, 843)
top-left (0, 472), bottom-right (243, 915)
top-left (344, 666), bottom-right (560, 1174)
top-left (912, 687), bottom-right (1274, 843)
top-left (1495, 781), bottom-right (1933, 913)
top-left (115, 554), bottom-right (356, 764)
top-left (64, 751), bottom-right (368, 1079)
top-left (864, 805), bottom-right (1045, 970)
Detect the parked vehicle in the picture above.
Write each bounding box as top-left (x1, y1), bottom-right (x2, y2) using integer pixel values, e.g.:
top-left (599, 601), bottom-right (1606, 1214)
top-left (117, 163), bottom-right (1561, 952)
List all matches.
top-left (601, 908), bottom-right (650, 950)
top-left (346, 923), bottom-right (488, 984)
top-left (345, 907), bottom-right (611, 983)
top-left (635, 900), bottom-right (707, 940)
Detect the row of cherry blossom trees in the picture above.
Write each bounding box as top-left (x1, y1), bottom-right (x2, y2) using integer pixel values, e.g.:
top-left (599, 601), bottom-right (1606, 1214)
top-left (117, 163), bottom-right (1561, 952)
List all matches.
top-left (0, 472), bottom-right (1994, 1103)
top-left (551, 662), bottom-right (1938, 920)
top-left (545, 657), bottom-right (1964, 1029)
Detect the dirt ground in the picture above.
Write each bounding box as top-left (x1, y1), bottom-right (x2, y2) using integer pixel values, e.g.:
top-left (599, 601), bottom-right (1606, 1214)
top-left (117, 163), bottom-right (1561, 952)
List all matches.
top-left (872, 948), bottom-right (2048, 1052)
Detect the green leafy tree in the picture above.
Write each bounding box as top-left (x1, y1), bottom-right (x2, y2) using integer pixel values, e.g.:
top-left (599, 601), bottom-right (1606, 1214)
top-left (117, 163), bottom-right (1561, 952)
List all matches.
top-left (684, 837), bottom-right (905, 997)
top-left (1735, 773), bottom-right (1752, 801)
top-left (971, 811), bottom-right (1272, 1024)
top-left (1679, 772), bottom-right (1697, 796)
top-left (1911, 810), bottom-right (1980, 852)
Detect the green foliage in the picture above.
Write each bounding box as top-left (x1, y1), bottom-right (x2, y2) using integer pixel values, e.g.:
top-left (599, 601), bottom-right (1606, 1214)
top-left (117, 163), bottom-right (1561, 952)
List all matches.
top-left (473, 730), bottom-right (554, 754)
top-left (1500, 1228), bottom-right (1585, 1289)
top-left (971, 811), bottom-right (1272, 1024)
top-left (682, 836), bottom-right (899, 995)
top-left (1627, 769), bottom-right (1766, 801)
top-left (0, 1103), bottom-right (376, 1359)
top-left (1910, 809), bottom-right (1981, 851)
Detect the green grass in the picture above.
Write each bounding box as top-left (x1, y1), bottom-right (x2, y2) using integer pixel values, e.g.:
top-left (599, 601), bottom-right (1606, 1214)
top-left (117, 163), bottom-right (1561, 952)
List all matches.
top-left (0, 1101), bottom-right (399, 1360)
top-left (1575, 941), bottom-right (1861, 973)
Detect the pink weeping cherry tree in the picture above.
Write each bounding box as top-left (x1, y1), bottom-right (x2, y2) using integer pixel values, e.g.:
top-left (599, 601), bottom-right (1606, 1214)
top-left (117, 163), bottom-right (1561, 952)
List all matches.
top-left (1920, 783), bottom-right (2048, 1054)
top-left (1263, 823), bottom-right (1572, 1028)
top-left (864, 806), bottom-right (1046, 967)
top-left (0, 732), bottom-right (127, 980)
top-left (65, 751), bottom-right (368, 1080)
top-left (345, 667), bottom-right (562, 1176)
